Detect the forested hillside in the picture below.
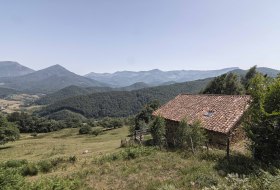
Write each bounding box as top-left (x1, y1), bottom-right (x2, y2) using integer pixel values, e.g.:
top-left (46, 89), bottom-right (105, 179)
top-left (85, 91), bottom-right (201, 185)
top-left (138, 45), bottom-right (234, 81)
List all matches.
top-left (0, 87), bottom-right (19, 98)
top-left (37, 82), bottom-right (151, 105)
top-left (37, 85), bottom-right (112, 105)
top-left (39, 78), bottom-right (212, 118)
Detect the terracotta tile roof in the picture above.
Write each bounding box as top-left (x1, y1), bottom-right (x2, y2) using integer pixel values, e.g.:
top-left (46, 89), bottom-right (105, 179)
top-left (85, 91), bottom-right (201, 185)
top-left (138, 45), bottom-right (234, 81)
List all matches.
top-left (153, 94), bottom-right (251, 134)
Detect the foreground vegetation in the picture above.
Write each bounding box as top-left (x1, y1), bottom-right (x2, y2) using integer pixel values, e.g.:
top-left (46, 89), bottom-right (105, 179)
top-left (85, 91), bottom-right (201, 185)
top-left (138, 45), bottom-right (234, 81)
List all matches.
top-left (2, 130), bottom-right (280, 189)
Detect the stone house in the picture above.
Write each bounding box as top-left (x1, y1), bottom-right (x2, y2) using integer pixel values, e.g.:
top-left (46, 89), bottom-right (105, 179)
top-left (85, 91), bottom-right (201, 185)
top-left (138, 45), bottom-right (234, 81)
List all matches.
top-left (153, 94), bottom-right (251, 152)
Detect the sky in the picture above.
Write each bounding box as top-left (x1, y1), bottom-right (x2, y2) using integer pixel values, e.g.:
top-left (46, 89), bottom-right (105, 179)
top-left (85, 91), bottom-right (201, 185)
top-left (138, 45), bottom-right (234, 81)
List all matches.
top-left (0, 0), bottom-right (280, 75)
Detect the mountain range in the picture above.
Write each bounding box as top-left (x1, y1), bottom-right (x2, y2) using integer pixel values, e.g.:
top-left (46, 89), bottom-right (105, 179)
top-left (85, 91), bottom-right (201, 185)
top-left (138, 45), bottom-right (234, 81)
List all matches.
top-left (85, 67), bottom-right (240, 87)
top-left (0, 61), bottom-right (279, 94)
top-left (0, 64), bottom-right (106, 93)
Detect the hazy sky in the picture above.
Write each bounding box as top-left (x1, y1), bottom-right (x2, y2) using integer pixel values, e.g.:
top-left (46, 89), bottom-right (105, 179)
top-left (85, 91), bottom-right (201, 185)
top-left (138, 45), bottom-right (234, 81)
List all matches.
top-left (1, 0), bottom-right (280, 74)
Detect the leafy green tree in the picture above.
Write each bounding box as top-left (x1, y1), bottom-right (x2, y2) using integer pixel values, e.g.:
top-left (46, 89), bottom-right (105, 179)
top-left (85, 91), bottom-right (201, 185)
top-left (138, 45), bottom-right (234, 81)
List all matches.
top-left (243, 65), bottom-right (258, 90)
top-left (203, 73), bottom-right (244, 95)
top-left (245, 74), bottom-right (280, 162)
top-left (150, 116), bottom-right (166, 148)
top-left (0, 114), bottom-right (20, 145)
top-left (176, 120), bottom-right (207, 154)
top-left (79, 125), bottom-right (92, 134)
top-left (135, 100), bottom-right (160, 130)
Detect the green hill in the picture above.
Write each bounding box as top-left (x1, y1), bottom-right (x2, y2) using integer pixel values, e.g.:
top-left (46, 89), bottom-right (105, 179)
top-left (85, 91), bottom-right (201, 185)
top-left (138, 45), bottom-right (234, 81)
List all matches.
top-left (36, 85), bottom-right (112, 105)
top-left (39, 78), bottom-right (211, 118)
top-left (37, 82), bottom-right (151, 105)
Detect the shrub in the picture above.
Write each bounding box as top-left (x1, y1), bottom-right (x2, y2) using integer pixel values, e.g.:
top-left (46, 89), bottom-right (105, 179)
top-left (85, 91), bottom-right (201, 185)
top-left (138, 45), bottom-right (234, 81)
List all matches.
top-left (38, 160), bottom-right (53, 173)
top-left (0, 169), bottom-right (25, 189)
top-left (176, 120), bottom-right (207, 154)
top-left (21, 163), bottom-right (38, 176)
top-left (121, 147), bottom-right (155, 160)
top-left (79, 125), bottom-right (92, 134)
top-left (28, 176), bottom-right (82, 190)
top-left (91, 128), bottom-right (103, 136)
top-left (50, 157), bottom-right (67, 168)
top-left (150, 116), bottom-right (166, 148)
top-left (69, 156), bottom-right (77, 164)
top-left (4, 159), bottom-right (28, 168)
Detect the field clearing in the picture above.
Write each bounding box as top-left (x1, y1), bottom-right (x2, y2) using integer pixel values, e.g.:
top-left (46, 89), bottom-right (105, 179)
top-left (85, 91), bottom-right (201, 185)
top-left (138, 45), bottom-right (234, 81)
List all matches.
top-left (0, 127), bottom-right (129, 162)
top-left (0, 94), bottom-right (42, 113)
top-left (0, 98), bottom-right (22, 113)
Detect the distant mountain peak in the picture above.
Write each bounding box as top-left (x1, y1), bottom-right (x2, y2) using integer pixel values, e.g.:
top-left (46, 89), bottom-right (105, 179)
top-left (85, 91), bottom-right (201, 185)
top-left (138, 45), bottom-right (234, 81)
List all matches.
top-left (45, 64), bottom-right (67, 71)
top-left (0, 61), bottom-right (34, 77)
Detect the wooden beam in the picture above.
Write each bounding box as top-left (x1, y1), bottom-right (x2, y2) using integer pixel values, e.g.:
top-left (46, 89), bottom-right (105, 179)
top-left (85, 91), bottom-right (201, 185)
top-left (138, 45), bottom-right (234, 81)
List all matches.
top-left (226, 137), bottom-right (230, 161)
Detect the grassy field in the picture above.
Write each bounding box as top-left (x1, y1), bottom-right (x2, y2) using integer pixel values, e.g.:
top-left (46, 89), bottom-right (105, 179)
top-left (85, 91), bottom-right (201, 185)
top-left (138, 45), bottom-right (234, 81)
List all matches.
top-left (0, 127), bottom-right (129, 161)
top-left (0, 94), bottom-right (41, 114)
top-left (1, 126), bottom-right (280, 190)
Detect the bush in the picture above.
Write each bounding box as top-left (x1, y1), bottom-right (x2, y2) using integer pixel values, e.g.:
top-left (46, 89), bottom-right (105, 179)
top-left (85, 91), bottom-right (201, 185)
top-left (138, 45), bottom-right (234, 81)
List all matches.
top-left (0, 169), bottom-right (25, 189)
top-left (69, 156), bottom-right (77, 164)
top-left (50, 157), bottom-right (65, 167)
top-left (79, 125), bottom-right (92, 134)
top-left (150, 116), bottom-right (166, 147)
top-left (4, 159), bottom-right (28, 168)
top-left (121, 147), bottom-right (155, 160)
top-left (21, 163), bottom-right (38, 176)
top-left (91, 128), bottom-right (103, 136)
top-left (28, 176), bottom-right (82, 190)
top-left (175, 120), bottom-right (207, 154)
top-left (38, 160), bottom-right (53, 173)
top-left (94, 147), bottom-right (156, 164)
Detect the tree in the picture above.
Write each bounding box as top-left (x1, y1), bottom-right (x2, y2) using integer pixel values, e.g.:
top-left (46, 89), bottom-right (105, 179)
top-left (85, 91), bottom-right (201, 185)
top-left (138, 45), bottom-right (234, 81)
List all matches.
top-left (243, 65), bottom-right (258, 90)
top-left (245, 74), bottom-right (280, 162)
top-left (79, 125), bottom-right (92, 134)
top-left (150, 116), bottom-right (166, 148)
top-left (0, 114), bottom-right (20, 145)
top-left (203, 73), bottom-right (244, 95)
top-left (134, 100), bottom-right (160, 131)
top-left (176, 120), bottom-right (207, 154)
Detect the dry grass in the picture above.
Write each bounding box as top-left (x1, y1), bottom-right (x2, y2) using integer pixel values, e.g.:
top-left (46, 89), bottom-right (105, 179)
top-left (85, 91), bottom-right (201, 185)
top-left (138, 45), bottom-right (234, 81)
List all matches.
top-left (1, 127), bottom-right (260, 190)
top-left (0, 94), bottom-right (41, 113)
top-left (0, 99), bottom-right (22, 113)
top-left (0, 127), bottom-right (129, 162)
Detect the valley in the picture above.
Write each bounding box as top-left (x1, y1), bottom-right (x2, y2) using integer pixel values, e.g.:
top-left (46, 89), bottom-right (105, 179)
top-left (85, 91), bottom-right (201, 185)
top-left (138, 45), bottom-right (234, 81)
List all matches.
top-left (0, 61), bottom-right (280, 189)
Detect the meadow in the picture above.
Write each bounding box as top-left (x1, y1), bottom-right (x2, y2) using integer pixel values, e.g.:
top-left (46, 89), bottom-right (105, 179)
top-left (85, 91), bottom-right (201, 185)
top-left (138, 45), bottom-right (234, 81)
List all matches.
top-left (1, 126), bottom-right (280, 190)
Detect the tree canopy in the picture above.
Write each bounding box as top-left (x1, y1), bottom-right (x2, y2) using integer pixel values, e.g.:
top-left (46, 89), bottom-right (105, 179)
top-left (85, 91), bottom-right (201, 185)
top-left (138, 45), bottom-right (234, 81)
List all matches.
top-left (245, 74), bottom-right (280, 162)
top-left (0, 114), bottom-right (20, 145)
top-left (202, 73), bottom-right (244, 95)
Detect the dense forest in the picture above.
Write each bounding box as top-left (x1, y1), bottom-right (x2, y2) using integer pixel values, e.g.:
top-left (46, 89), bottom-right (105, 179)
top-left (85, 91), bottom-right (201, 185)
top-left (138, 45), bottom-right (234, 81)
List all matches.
top-left (38, 78), bottom-right (212, 118)
top-left (36, 85), bottom-right (113, 105)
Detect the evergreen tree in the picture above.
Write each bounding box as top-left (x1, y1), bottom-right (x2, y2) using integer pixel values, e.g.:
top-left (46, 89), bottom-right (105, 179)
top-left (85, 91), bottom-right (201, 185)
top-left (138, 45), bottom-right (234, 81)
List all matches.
top-left (150, 116), bottom-right (166, 148)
